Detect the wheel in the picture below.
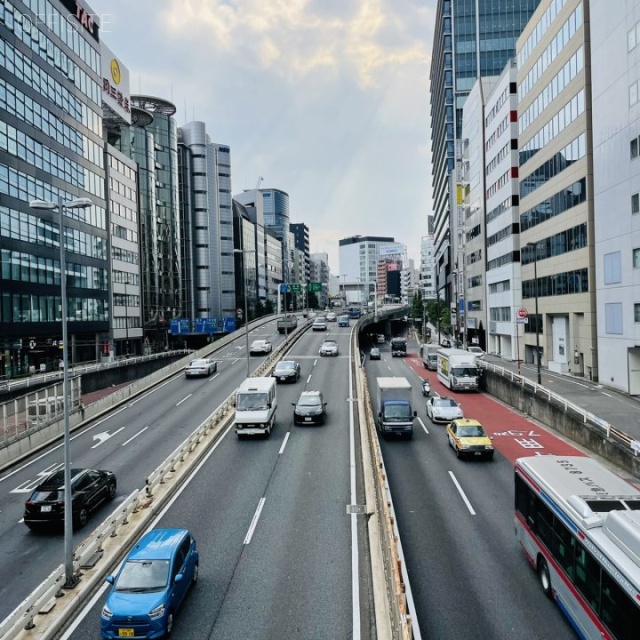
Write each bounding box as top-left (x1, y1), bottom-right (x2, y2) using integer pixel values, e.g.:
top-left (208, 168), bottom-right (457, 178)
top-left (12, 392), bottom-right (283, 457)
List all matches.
top-left (108, 482), bottom-right (116, 501)
top-left (165, 611), bottom-right (174, 637)
top-left (191, 562), bottom-right (199, 586)
top-left (75, 506), bottom-right (88, 529)
top-left (455, 446), bottom-right (461, 459)
top-left (538, 558), bottom-right (552, 598)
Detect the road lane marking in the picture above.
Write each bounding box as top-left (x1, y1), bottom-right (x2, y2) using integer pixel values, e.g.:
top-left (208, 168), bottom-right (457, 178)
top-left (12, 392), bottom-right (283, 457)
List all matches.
top-left (244, 497), bottom-right (266, 545)
top-left (306, 374), bottom-right (312, 384)
top-left (602, 391), bottom-right (612, 397)
top-left (278, 432), bottom-right (290, 455)
top-left (448, 471), bottom-right (476, 515)
top-left (176, 394), bottom-right (192, 406)
top-left (209, 372), bottom-right (221, 382)
top-left (121, 427), bottom-right (149, 446)
top-left (91, 427), bottom-right (126, 449)
top-left (313, 358), bottom-right (318, 366)
top-left (418, 417), bottom-right (429, 434)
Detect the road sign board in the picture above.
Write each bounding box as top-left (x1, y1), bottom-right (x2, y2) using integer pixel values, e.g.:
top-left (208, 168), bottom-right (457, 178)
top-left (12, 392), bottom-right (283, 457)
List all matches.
top-left (307, 281), bottom-right (322, 292)
top-left (288, 283), bottom-right (301, 293)
top-left (170, 318), bottom-right (191, 334)
top-left (517, 307), bottom-right (528, 319)
top-left (195, 318), bottom-right (218, 333)
top-left (516, 317), bottom-right (528, 324)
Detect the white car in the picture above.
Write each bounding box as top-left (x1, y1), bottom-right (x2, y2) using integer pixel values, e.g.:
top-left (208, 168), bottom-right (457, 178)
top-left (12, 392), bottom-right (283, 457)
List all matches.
top-left (185, 358), bottom-right (217, 377)
top-left (426, 396), bottom-right (463, 424)
top-left (319, 339), bottom-right (339, 356)
top-left (326, 312), bottom-right (337, 322)
top-left (249, 339), bottom-right (272, 355)
top-left (312, 318), bottom-right (327, 331)
top-left (467, 345), bottom-right (486, 358)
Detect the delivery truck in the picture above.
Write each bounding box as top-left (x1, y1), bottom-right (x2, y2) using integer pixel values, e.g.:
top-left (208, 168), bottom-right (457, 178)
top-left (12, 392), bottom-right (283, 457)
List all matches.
top-left (277, 314), bottom-right (298, 334)
top-left (374, 377), bottom-right (416, 438)
top-left (422, 344), bottom-right (439, 370)
top-left (436, 348), bottom-right (479, 391)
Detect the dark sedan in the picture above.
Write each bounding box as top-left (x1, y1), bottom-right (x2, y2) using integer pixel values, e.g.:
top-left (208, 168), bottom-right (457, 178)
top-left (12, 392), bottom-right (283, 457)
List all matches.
top-left (273, 360), bottom-right (301, 383)
top-left (24, 468), bottom-right (117, 530)
top-left (292, 391), bottom-right (327, 426)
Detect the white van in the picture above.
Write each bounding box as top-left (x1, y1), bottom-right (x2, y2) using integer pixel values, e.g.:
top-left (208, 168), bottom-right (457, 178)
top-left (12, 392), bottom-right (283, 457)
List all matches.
top-left (235, 377), bottom-right (277, 437)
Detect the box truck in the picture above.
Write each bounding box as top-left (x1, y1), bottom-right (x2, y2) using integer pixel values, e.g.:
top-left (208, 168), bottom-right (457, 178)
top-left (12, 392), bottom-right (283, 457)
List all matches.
top-left (437, 348), bottom-right (479, 391)
top-left (374, 377), bottom-right (416, 438)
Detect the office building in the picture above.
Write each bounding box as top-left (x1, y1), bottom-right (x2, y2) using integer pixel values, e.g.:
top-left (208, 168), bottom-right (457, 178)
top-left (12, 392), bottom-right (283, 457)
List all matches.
top-left (592, 0), bottom-right (640, 392)
top-left (420, 232), bottom-right (437, 301)
top-left (0, 0), bottom-right (109, 375)
top-left (517, 0), bottom-right (595, 378)
top-left (430, 0), bottom-right (541, 305)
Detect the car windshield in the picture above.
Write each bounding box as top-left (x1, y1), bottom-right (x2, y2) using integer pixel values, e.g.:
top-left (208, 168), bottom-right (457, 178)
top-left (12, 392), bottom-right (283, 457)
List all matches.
top-left (434, 398), bottom-right (458, 408)
top-left (452, 366), bottom-right (478, 377)
top-left (276, 362), bottom-right (295, 371)
top-left (458, 425), bottom-right (486, 437)
top-left (189, 360), bottom-right (207, 367)
top-left (236, 393), bottom-right (269, 410)
top-left (323, 342), bottom-right (336, 347)
top-left (115, 560), bottom-right (170, 593)
top-left (298, 395), bottom-right (321, 407)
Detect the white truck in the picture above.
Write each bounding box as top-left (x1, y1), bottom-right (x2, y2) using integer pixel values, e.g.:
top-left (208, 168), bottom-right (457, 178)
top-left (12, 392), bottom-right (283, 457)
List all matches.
top-left (374, 377), bottom-right (416, 439)
top-left (421, 344), bottom-right (439, 371)
top-left (235, 377), bottom-right (277, 437)
top-left (436, 348), bottom-right (480, 391)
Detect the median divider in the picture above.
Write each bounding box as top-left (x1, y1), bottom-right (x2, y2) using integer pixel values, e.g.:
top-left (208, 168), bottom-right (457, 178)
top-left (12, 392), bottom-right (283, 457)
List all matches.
top-left (0, 316), bottom-right (312, 640)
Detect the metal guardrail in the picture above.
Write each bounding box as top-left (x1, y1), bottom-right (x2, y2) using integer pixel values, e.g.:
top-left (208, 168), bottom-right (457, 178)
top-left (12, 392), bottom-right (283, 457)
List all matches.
top-left (481, 361), bottom-right (640, 455)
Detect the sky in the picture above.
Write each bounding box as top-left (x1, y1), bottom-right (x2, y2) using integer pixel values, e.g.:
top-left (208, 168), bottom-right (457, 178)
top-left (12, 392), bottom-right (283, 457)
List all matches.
top-left (89, 0), bottom-right (436, 272)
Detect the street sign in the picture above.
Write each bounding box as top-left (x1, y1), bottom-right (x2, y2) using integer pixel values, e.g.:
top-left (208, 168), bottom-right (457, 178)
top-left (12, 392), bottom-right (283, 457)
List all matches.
top-left (195, 318), bottom-right (218, 333)
top-left (307, 281), bottom-right (322, 292)
top-left (281, 283), bottom-right (302, 293)
top-left (222, 317), bottom-right (236, 333)
top-left (170, 318), bottom-right (191, 334)
top-left (516, 307), bottom-right (528, 319)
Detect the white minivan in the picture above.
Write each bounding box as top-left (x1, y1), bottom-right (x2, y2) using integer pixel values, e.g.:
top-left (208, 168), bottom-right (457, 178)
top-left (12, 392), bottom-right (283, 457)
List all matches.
top-left (235, 377), bottom-right (277, 437)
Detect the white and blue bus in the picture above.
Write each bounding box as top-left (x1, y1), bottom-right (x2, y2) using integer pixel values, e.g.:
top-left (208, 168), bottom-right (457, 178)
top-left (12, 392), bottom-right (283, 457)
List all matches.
top-left (515, 456), bottom-right (640, 639)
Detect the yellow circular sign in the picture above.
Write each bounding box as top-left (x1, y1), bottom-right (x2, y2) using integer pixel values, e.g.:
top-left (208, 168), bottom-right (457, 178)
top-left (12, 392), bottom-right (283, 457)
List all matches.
top-left (110, 59), bottom-right (121, 85)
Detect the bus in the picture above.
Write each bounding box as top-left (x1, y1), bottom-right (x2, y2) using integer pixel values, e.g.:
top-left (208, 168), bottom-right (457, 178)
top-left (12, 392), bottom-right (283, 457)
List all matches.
top-left (515, 455), bottom-right (640, 639)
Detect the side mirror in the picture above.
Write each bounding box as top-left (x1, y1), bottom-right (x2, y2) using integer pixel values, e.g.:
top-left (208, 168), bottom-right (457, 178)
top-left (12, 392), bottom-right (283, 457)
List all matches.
top-left (323, 402), bottom-right (328, 406)
top-left (378, 412), bottom-right (382, 418)
top-left (267, 402), bottom-right (272, 408)
top-left (413, 411), bottom-right (417, 417)
top-left (106, 575), bottom-right (115, 585)
top-left (174, 573), bottom-right (184, 583)
top-left (291, 402), bottom-right (296, 407)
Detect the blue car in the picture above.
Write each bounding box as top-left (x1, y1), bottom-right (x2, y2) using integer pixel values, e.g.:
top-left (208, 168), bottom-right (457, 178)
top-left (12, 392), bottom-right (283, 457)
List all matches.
top-left (101, 528), bottom-right (199, 639)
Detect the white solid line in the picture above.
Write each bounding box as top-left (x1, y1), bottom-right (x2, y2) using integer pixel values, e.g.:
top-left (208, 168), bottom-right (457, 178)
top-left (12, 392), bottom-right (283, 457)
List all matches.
top-left (418, 417), bottom-right (429, 434)
top-left (448, 471), bottom-right (476, 515)
top-left (59, 421), bottom-right (236, 639)
top-left (121, 426), bottom-right (149, 446)
top-left (208, 372), bottom-right (220, 382)
top-left (278, 432), bottom-right (290, 455)
top-left (306, 374), bottom-right (312, 384)
top-left (176, 394), bottom-right (192, 406)
top-left (244, 497), bottom-right (266, 545)
top-left (601, 392), bottom-right (612, 397)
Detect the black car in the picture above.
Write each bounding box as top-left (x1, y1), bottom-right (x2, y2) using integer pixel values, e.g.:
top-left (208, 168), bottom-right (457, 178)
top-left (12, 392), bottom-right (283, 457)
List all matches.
top-left (273, 360), bottom-right (301, 383)
top-left (292, 391), bottom-right (327, 425)
top-left (24, 468), bottom-right (117, 530)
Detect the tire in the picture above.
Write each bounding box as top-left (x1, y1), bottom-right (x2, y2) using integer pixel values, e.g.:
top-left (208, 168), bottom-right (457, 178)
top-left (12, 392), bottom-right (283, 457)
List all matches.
top-left (455, 447), bottom-right (461, 459)
top-left (165, 611), bottom-right (174, 637)
top-left (75, 506), bottom-right (88, 529)
top-left (538, 558), bottom-right (552, 598)
top-left (108, 482), bottom-right (116, 501)
top-left (192, 562), bottom-right (199, 586)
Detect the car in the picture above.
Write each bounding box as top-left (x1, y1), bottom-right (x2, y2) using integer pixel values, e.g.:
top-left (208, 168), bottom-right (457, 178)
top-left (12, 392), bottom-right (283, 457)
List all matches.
top-left (319, 339), bottom-right (339, 356)
top-left (467, 345), bottom-right (486, 358)
top-left (249, 339), bottom-right (272, 355)
top-left (24, 468), bottom-right (117, 530)
top-left (292, 390), bottom-right (327, 425)
top-left (312, 318), bottom-right (327, 331)
top-left (101, 528), bottom-right (199, 639)
top-left (272, 360), bottom-right (301, 383)
top-left (421, 379), bottom-right (431, 396)
top-left (440, 338), bottom-right (452, 348)
top-left (184, 358), bottom-right (217, 377)
top-left (326, 312), bottom-right (337, 322)
top-left (369, 347), bottom-right (381, 360)
top-left (426, 396), bottom-right (463, 423)
top-left (338, 315), bottom-right (350, 327)
top-left (376, 334), bottom-right (385, 344)
top-left (446, 418), bottom-right (494, 460)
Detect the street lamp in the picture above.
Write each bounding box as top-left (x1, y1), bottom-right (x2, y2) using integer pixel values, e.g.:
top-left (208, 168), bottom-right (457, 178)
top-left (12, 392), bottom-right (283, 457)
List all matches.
top-left (526, 242), bottom-right (542, 384)
top-left (234, 249), bottom-right (251, 377)
top-left (31, 195), bottom-right (93, 588)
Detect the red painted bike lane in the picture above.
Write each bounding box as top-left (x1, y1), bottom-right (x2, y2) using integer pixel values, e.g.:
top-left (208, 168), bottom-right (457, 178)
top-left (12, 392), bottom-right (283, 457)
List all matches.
top-left (404, 355), bottom-right (584, 464)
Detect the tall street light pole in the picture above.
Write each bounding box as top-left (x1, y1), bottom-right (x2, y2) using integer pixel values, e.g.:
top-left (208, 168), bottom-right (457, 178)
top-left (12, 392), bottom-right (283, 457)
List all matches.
top-left (526, 242), bottom-right (542, 384)
top-left (31, 195), bottom-right (93, 588)
top-left (234, 249), bottom-right (251, 377)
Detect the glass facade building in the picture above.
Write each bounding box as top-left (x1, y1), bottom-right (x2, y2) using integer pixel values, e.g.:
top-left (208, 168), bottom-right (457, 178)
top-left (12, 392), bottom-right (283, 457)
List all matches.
top-left (0, 0), bottom-right (109, 375)
top-left (261, 189), bottom-right (290, 281)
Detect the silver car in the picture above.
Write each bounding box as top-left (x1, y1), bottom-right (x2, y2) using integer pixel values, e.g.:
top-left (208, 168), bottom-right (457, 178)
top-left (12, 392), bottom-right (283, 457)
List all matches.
top-left (185, 358), bottom-right (217, 377)
top-left (319, 340), bottom-right (339, 356)
top-left (426, 396), bottom-right (463, 423)
top-left (249, 339), bottom-right (272, 355)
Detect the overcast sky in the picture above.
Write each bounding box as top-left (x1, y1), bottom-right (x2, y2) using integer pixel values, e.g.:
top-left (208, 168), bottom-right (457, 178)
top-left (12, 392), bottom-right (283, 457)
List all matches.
top-left (90, 0), bottom-right (435, 272)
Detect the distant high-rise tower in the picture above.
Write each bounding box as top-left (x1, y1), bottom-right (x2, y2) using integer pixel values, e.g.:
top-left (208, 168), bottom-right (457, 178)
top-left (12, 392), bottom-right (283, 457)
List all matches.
top-left (430, 0), bottom-right (541, 294)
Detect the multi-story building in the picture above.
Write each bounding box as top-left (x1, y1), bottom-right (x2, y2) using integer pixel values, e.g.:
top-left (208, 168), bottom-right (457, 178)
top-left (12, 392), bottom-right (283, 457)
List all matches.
top-left (290, 222), bottom-right (310, 281)
top-left (0, 0), bottom-right (110, 375)
top-left (178, 121), bottom-right (235, 323)
top-left (232, 199), bottom-right (258, 322)
top-left (430, 0), bottom-right (541, 307)
top-left (310, 252), bottom-right (329, 308)
top-left (400, 259), bottom-right (418, 304)
top-left (517, 0), bottom-right (595, 378)
top-left (261, 188), bottom-right (290, 281)
top-left (592, 0), bottom-right (640, 392)
top-left (420, 232), bottom-right (437, 301)
top-left (483, 63), bottom-right (521, 360)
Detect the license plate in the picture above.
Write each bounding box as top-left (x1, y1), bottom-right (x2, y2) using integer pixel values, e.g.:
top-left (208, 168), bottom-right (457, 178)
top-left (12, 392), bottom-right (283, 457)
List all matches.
top-left (41, 505), bottom-right (52, 512)
top-left (474, 452), bottom-right (482, 456)
top-left (305, 417), bottom-right (312, 422)
top-left (118, 630), bottom-right (134, 638)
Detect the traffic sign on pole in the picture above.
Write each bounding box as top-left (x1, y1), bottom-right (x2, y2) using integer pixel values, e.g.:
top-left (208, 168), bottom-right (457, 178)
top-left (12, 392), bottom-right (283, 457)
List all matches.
top-left (516, 307), bottom-right (528, 324)
top-left (307, 281), bottom-right (322, 293)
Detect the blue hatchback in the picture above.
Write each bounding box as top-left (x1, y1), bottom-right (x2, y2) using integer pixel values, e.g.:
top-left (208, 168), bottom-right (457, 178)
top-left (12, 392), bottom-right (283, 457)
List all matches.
top-left (101, 528), bottom-right (199, 639)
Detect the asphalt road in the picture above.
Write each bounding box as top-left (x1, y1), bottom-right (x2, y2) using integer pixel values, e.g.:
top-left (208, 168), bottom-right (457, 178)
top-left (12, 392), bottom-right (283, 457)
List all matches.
top-left (55, 319), bottom-right (373, 639)
top-left (364, 335), bottom-right (579, 639)
top-left (0, 318), bottom-right (294, 622)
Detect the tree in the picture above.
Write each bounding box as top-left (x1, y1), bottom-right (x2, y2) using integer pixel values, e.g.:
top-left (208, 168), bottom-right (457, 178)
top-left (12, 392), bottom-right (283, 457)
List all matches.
top-left (307, 292), bottom-right (319, 309)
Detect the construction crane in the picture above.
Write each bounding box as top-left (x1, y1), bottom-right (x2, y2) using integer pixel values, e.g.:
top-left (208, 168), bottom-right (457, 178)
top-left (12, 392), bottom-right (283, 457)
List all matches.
top-left (256, 176), bottom-right (263, 190)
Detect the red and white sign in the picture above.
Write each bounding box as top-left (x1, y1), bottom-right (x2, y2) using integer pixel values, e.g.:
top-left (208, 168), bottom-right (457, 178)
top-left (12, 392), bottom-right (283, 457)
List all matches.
top-left (516, 307), bottom-right (528, 319)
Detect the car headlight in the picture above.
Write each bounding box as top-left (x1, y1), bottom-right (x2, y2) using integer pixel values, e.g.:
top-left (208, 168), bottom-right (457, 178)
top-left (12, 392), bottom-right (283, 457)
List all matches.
top-left (459, 441), bottom-right (470, 448)
top-left (149, 604), bottom-right (165, 620)
top-left (101, 605), bottom-right (113, 620)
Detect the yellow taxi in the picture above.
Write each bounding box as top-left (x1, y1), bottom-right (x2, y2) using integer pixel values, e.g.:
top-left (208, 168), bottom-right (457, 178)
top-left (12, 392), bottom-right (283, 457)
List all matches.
top-left (446, 418), bottom-right (494, 460)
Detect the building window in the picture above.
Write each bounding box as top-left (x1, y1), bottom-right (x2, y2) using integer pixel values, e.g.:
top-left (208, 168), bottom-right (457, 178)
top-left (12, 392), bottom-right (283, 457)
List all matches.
top-left (604, 252), bottom-right (622, 285)
top-left (605, 303), bottom-right (623, 334)
top-left (634, 249), bottom-right (640, 269)
top-left (632, 137), bottom-right (639, 159)
top-left (635, 304), bottom-right (640, 323)
top-left (633, 193), bottom-right (640, 215)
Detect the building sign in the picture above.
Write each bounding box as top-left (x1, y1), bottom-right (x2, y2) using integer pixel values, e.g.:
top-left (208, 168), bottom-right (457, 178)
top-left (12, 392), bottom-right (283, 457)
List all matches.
top-left (60, 0), bottom-right (99, 42)
top-left (101, 43), bottom-right (132, 124)
top-left (379, 244), bottom-right (404, 257)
